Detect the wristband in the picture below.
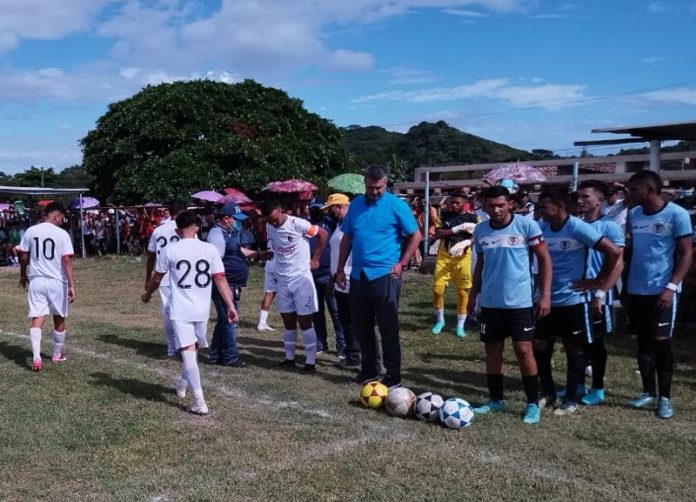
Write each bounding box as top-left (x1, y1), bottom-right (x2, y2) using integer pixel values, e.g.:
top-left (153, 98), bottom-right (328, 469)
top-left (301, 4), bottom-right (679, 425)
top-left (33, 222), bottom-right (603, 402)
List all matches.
top-left (665, 282), bottom-right (678, 292)
top-left (593, 290), bottom-right (606, 300)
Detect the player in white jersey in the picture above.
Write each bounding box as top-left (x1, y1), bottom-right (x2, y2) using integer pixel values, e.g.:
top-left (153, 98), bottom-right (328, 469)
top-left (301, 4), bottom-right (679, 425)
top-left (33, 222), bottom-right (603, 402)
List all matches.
top-left (261, 200), bottom-right (328, 372)
top-left (142, 211), bottom-right (237, 415)
top-left (257, 253), bottom-right (277, 331)
top-left (18, 202), bottom-right (76, 372)
top-left (146, 201), bottom-right (188, 357)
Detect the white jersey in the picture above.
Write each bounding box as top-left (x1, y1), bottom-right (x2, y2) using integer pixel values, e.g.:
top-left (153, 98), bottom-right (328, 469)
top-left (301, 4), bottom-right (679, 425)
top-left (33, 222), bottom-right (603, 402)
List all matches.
top-left (148, 220), bottom-right (181, 288)
top-left (156, 239), bottom-right (224, 322)
top-left (329, 225), bottom-right (352, 293)
top-left (18, 222), bottom-right (74, 282)
top-left (266, 216), bottom-right (319, 282)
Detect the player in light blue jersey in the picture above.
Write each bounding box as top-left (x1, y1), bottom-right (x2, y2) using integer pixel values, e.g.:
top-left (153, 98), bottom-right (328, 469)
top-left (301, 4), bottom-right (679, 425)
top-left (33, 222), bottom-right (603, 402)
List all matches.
top-left (535, 190), bottom-right (622, 416)
top-left (468, 186), bottom-right (552, 425)
top-left (624, 171), bottom-right (693, 419)
top-left (575, 180), bottom-right (625, 406)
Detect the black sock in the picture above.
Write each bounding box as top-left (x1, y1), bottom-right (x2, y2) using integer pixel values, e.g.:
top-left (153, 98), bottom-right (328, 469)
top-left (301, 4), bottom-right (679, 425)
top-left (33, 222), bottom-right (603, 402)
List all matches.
top-left (637, 336), bottom-right (657, 396)
top-left (487, 374), bottom-right (504, 401)
top-left (565, 351), bottom-right (585, 401)
top-left (591, 338), bottom-right (607, 390)
top-left (522, 375), bottom-right (539, 404)
top-left (534, 346), bottom-right (555, 397)
top-left (583, 342), bottom-right (593, 368)
top-left (654, 339), bottom-right (673, 399)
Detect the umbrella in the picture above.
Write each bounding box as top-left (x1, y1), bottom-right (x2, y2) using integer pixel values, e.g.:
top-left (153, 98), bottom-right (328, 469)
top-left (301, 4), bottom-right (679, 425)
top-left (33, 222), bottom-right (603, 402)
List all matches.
top-left (264, 179), bottom-right (317, 193)
top-left (144, 202), bottom-right (162, 207)
top-left (192, 190), bottom-right (223, 203)
top-left (68, 196), bottom-right (100, 209)
top-left (328, 173), bottom-right (364, 195)
top-left (484, 163), bottom-right (546, 183)
top-left (0, 202), bottom-right (10, 211)
top-left (37, 199), bottom-right (54, 206)
top-left (221, 189), bottom-right (252, 204)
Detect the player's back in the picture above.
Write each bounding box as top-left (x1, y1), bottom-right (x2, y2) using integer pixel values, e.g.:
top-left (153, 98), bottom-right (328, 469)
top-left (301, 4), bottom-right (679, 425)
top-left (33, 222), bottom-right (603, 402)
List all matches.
top-left (148, 220), bottom-right (181, 288)
top-left (19, 222), bottom-right (74, 282)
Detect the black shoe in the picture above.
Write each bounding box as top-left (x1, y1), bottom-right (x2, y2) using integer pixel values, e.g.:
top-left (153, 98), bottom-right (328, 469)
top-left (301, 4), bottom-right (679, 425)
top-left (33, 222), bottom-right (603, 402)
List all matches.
top-left (279, 359), bottom-right (296, 368)
top-left (382, 376), bottom-right (402, 390)
top-left (206, 358), bottom-right (219, 365)
top-left (352, 372), bottom-right (380, 385)
top-left (303, 363), bottom-right (316, 373)
top-left (335, 359), bottom-right (361, 368)
top-left (223, 359), bottom-right (246, 368)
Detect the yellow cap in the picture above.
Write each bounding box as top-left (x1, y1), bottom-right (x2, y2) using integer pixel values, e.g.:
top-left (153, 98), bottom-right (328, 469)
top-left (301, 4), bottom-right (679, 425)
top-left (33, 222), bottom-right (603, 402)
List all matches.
top-left (321, 193), bottom-right (350, 209)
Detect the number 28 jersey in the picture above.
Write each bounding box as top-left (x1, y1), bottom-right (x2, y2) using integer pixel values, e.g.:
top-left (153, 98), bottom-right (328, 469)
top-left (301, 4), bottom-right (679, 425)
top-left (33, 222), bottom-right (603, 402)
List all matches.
top-left (18, 222), bottom-right (74, 282)
top-left (156, 238), bottom-right (225, 322)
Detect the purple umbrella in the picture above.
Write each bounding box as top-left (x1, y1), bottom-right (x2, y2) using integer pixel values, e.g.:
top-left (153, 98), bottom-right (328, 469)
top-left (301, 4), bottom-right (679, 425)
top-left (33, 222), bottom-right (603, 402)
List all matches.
top-left (192, 190), bottom-right (223, 203)
top-left (0, 202), bottom-right (10, 211)
top-left (484, 163), bottom-right (546, 183)
top-left (69, 196), bottom-right (100, 209)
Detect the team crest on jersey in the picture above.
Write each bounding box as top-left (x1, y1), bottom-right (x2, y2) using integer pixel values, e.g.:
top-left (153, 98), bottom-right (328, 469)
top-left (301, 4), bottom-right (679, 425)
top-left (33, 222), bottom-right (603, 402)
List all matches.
top-left (508, 236), bottom-right (519, 245)
top-left (288, 236), bottom-right (294, 242)
top-left (652, 223), bottom-right (665, 234)
top-left (560, 240), bottom-right (571, 250)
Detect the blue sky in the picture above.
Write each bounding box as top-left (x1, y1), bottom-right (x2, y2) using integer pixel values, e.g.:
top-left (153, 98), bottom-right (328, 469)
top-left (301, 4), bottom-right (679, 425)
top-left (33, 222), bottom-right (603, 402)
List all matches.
top-left (1, 0), bottom-right (695, 174)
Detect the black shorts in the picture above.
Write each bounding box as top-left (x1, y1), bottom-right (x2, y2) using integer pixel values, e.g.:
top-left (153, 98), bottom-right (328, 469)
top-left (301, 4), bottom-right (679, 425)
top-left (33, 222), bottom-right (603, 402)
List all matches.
top-left (479, 307), bottom-right (535, 343)
top-left (627, 294), bottom-right (677, 339)
top-left (535, 304), bottom-right (592, 344)
top-left (589, 303), bottom-right (614, 338)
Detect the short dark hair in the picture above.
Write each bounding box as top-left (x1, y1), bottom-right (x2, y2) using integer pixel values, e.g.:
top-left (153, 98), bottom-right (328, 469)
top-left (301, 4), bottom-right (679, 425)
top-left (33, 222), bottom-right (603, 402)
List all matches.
top-left (482, 186), bottom-right (511, 201)
top-left (578, 179), bottom-right (609, 198)
top-left (261, 200), bottom-right (282, 217)
top-left (175, 210), bottom-right (200, 230)
top-left (450, 190), bottom-right (468, 199)
top-left (168, 200), bottom-right (188, 216)
top-left (629, 170), bottom-right (662, 194)
top-left (364, 165), bottom-right (388, 181)
top-left (44, 202), bottom-right (66, 215)
top-left (539, 189), bottom-right (571, 209)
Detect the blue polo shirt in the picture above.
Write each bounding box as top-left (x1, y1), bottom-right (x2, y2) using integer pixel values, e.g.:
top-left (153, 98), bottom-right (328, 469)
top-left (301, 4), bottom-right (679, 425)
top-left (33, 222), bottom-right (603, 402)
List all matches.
top-left (341, 192), bottom-right (418, 280)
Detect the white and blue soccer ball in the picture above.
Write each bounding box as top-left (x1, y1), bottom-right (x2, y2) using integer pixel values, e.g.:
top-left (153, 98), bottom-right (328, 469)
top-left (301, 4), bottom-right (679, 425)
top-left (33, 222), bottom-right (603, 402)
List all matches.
top-left (414, 392), bottom-right (445, 422)
top-left (438, 398), bottom-right (474, 429)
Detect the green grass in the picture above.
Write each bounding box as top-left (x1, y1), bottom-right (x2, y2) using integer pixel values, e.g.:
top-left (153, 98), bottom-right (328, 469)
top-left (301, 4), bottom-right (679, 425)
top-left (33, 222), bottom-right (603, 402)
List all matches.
top-left (1, 257), bottom-right (695, 501)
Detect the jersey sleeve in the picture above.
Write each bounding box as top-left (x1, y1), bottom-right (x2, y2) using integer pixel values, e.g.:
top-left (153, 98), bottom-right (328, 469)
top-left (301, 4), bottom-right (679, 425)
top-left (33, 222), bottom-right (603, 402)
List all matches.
top-left (394, 197), bottom-right (419, 236)
top-left (473, 225), bottom-right (483, 254)
top-left (672, 206), bottom-right (693, 239)
top-left (604, 221), bottom-right (625, 247)
top-left (60, 230), bottom-right (75, 257)
top-left (17, 228), bottom-right (31, 252)
top-left (210, 249), bottom-right (225, 278)
top-left (292, 217), bottom-right (316, 238)
top-left (525, 219), bottom-right (545, 248)
top-left (155, 246), bottom-right (169, 275)
top-left (206, 227), bottom-right (226, 257)
top-left (575, 218), bottom-right (603, 248)
top-left (147, 231), bottom-right (158, 253)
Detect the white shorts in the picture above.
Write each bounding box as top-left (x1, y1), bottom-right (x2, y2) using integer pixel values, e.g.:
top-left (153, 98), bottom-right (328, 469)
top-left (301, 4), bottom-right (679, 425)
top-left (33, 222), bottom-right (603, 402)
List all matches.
top-left (159, 285), bottom-right (171, 315)
top-left (28, 277), bottom-right (68, 318)
top-left (276, 273), bottom-right (318, 316)
top-left (171, 320), bottom-right (208, 349)
top-left (263, 268), bottom-right (278, 294)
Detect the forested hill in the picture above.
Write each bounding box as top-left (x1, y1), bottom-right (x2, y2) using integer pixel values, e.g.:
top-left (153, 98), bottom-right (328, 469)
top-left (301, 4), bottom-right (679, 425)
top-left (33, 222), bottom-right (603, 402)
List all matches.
top-left (341, 120), bottom-right (535, 181)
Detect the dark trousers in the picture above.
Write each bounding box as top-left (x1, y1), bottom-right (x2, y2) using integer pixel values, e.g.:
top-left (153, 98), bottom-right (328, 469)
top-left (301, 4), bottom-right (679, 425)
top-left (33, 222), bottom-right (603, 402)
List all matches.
top-left (313, 278), bottom-right (345, 354)
top-left (335, 290), bottom-right (360, 364)
top-left (349, 272), bottom-right (402, 381)
top-left (208, 283), bottom-right (240, 364)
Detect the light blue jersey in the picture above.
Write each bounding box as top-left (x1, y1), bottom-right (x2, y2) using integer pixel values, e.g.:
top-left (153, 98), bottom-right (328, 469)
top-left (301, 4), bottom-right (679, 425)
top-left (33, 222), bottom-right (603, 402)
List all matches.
top-left (627, 202), bottom-right (692, 295)
top-left (541, 215), bottom-right (602, 306)
top-left (585, 216), bottom-right (625, 306)
top-left (473, 215), bottom-right (544, 309)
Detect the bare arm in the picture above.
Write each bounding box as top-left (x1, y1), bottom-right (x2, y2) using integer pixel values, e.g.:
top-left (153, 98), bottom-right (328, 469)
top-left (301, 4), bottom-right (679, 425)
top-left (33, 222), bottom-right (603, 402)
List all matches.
top-left (62, 254), bottom-right (76, 303)
top-left (467, 253), bottom-right (484, 316)
top-left (241, 247), bottom-right (258, 259)
top-left (213, 275), bottom-right (239, 323)
top-left (142, 271), bottom-right (164, 302)
top-left (573, 238), bottom-right (621, 292)
top-left (335, 232), bottom-right (353, 290)
top-left (18, 250), bottom-right (29, 288)
top-left (656, 237), bottom-right (694, 312)
top-left (145, 251), bottom-right (156, 286)
top-left (390, 229), bottom-right (422, 278)
top-left (533, 243), bottom-right (552, 318)
top-left (310, 227), bottom-right (328, 269)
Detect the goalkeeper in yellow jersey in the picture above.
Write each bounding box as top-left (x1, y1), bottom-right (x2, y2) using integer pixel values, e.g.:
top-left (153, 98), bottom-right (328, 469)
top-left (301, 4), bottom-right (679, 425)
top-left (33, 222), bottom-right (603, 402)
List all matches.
top-left (431, 191), bottom-right (479, 338)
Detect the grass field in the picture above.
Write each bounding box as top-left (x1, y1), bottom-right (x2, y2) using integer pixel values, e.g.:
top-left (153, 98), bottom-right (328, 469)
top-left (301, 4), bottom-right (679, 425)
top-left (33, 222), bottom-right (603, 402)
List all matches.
top-left (1, 257), bottom-right (695, 501)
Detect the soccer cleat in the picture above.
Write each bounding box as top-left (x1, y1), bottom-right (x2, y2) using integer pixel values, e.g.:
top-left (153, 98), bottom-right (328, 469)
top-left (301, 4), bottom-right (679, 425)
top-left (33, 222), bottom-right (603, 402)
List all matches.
top-left (32, 359), bottom-right (43, 372)
top-left (556, 384), bottom-right (587, 399)
top-left (473, 399), bottom-right (506, 414)
top-left (431, 321), bottom-right (446, 335)
top-left (256, 323), bottom-right (275, 332)
top-left (656, 397), bottom-right (674, 419)
top-left (222, 359), bottom-right (246, 368)
top-left (381, 376), bottom-right (402, 390)
top-left (186, 402), bottom-right (209, 416)
top-left (335, 358), bottom-right (361, 368)
top-left (175, 376), bottom-right (187, 399)
top-left (352, 372), bottom-right (380, 385)
top-left (51, 353), bottom-right (68, 363)
top-left (279, 359), bottom-right (296, 368)
top-left (522, 403), bottom-right (541, 424)
top-left (454, 326), bottom-right (466, 338)
top-left (628, 393), bottom-right (657, 409)
top-left (303, 363), bottom-right (316, 373)
top-left (580, 388), bottom-right (605, 406)
top-left (553, 400), bottom-right (577, 416)
top-left (538, 395), bottom-right (556, 410)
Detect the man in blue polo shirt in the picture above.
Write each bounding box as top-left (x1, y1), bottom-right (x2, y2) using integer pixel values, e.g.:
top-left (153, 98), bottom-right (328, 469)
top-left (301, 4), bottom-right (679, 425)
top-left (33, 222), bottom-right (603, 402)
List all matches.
top-left (335, 165), bottom-right (421, 389)
top-left (624, 170), bottom-right (693, 419)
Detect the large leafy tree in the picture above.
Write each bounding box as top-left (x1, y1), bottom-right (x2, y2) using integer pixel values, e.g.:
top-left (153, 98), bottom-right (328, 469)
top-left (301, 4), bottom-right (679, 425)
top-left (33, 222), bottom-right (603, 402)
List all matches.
top-left (81, 79), bottom-right (353, 203)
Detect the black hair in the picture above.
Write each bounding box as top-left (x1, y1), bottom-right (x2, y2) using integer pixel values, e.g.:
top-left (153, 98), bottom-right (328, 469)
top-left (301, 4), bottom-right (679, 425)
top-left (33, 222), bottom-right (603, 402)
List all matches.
top-left (364, 165), bottom-right (388, 181)
top-left (261, 200), bottom-right (282, 217)
top-left (168, 200), bottom-right (188, 216)
top-left (482, 186), bottom-right (511, 201)
top-left (628, 170), bottom-right (662, 195)
top-left (44, 202), bottom-right (66, 215)
top-left (538, 189), bottom-right (571, 210)
top-left (578, 179), bottom-right (609, 198)
top-left (175, 210), bottom-right (201, 230)
top-left (450, 190), bottom-right (468, 199)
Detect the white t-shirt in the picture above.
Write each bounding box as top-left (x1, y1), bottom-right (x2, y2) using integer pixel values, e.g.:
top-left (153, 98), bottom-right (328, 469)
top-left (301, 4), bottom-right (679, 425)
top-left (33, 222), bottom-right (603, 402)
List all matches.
top-left (18, 222), bottom-right (74, 283)
top-left (329, 225), bottom-right (352, 293)
top-left (148, 220), bottom-right (181, 288)
top-left (156, 239), bottom-right (224, 322)
top-left (266, 216), bottom-right (319, 281)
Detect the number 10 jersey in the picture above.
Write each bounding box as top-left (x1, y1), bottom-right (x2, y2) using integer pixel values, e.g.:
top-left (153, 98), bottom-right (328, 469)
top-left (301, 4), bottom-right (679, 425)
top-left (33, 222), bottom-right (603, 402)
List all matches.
top-left (18, 222), bottom-right (74, 283)
top-left (156, 238), bottom-right (225, 322)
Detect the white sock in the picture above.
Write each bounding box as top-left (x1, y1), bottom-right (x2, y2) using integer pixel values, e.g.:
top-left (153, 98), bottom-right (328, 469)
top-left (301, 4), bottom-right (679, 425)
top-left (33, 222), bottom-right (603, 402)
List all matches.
top-left (52, 330), bottom-right (65, 358)
top-left (302, 327), bottom-right (317, 365)
top-left (30, 328), bottom-right (41, 361)
top-left (283, 329), bottom-right (297, 360)
top-left (435, 309), bottom-right (445, 323)
top-left (181, 351), bottom-right (204, 402)
top-left (457, 314), bottom-right (467, 329)
top-left (163, 313), bottom-right (176, 354)
top-left (259, 310), bottom-right (269, 325)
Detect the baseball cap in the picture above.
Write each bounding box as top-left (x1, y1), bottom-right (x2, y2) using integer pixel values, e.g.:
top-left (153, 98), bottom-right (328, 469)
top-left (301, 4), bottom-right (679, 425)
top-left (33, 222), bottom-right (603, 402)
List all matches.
top-left (221, 202), bottom-right (248, 220)
top-left (321, 193), bottom-right (350, 209)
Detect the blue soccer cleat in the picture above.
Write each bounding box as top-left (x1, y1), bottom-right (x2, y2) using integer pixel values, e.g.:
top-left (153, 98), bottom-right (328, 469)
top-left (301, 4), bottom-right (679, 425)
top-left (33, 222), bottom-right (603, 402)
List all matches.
top-left (628, 393), bottom-right (656, 409)
top-left (656, 397), bottom-right (674, 419)
top-left (522, 403), bottom-right (541, 424)
top-left (454, 326), bottom-right (466, 338)
top-left (473, 399), bottom-right (506, 414)
top-left (431, 321), bottom-right (446, 335)
top-left (580, 388), bottom-right (605, 406)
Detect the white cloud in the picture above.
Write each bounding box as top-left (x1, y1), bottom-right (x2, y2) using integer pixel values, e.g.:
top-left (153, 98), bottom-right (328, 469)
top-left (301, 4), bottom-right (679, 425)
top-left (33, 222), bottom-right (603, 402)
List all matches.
top-left (326, 50), bottom-right (375, 72)
top-left (531, 13), bottom-right (569, 19)
top-left (647, 1), bottom-right (667, 14)
top-left (379, 66), bottom-right (439, 85)
top-left (641, 56), bottom-right (665, 64)
top-left (353, 78), bottom-right (586, 109)
top-left (641, 87), bottom-right (696, 106)
top-left (443, 9), bottom-right (489, 17)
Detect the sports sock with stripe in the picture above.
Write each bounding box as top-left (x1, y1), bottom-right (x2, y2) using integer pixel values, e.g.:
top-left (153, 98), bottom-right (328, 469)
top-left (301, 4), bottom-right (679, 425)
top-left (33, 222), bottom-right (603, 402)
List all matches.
top-left (302, 327), bottom-right (317, 365)
top-left (52, 330), bottom-right (65, 358)
top-left (29, 327), bottom-right (41, 361)
top-left (283, 329), bottom-right (297, 361)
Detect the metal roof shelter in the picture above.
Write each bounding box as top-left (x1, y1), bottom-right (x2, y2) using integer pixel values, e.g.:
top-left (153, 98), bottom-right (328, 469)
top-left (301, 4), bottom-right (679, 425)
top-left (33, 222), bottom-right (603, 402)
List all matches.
top-left (574, 120), bottom-right (696, 172)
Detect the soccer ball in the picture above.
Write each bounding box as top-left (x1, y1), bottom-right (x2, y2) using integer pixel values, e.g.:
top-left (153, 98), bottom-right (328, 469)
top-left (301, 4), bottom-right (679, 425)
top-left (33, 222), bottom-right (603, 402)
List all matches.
top-left (384, 387), bottom-right (417, 418)
top-left (360, 381), bottom-right (389, 409)
top-left (414, 392), bottom-right (445, 422)
top-left (438, 398), bottom-right (474, 429)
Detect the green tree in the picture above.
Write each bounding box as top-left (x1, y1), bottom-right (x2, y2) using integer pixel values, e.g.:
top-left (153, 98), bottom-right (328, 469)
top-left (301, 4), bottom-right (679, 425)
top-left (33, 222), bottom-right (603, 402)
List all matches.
top-left (81, 80), bottom-right (353, 203)
top-left (13, 167), bottom-right (59, 187)
top-left (57, 165), bottom-right (94, 189)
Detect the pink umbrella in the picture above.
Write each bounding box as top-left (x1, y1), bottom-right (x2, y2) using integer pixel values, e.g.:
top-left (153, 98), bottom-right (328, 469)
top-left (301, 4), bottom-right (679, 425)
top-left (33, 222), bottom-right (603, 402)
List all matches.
top-left (264, 179), bottom-right (317, 193)
top-left (221, 190), bottom-right (252, 204)
top-left (484, 163), bottom-right (546, 183)
top-left (0, 202), bottom-right (10, 211)
top-left (192, 190), bottom-right (223, 203)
